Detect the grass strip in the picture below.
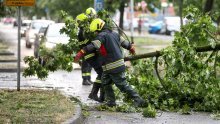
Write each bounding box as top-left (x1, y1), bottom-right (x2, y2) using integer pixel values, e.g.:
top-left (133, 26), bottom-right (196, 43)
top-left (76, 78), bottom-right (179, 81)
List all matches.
top-left (0, 89), bottom-right (75, 123)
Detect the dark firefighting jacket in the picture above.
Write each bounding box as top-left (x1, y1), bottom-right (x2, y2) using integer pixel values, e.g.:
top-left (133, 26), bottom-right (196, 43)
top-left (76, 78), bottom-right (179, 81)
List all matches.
top-left (78, 27), bottom-right (102, 70)
top-left (83, 29), bottom-right (132, 73)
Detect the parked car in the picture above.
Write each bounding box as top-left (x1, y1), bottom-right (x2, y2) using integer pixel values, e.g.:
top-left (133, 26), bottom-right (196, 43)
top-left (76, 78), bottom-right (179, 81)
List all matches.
top-left (3, 17), bottom-right (15, 24)
top-left (142, 19), bottom-right (156, 31)
top-left (34, 27), bottom-right (47, 58)
top-left (123, 18), bottom-right (138, 30)
top-left (148, 20), bottom-right (164, 34)
top-left (20, 20), bottom-right (31, 37)
top-left (162, 16), bottom-right (181, 35)
top-left (25, 20), bottom-right (55, 48)
top-left (35, 23), bottom-right (69, 64)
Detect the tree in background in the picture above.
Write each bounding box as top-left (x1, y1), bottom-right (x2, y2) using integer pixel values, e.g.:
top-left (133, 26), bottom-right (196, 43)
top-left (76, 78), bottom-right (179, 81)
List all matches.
top-left (0, 1), bottom-right (16, 17)
top-left (204, 0), bottom-right (214, 13)
top-left (2, 0), bottom-right (218, 25)
top-left (173, 0), bottom-right (219, 24)
top-left (0, 1), bottom-right (4, 17)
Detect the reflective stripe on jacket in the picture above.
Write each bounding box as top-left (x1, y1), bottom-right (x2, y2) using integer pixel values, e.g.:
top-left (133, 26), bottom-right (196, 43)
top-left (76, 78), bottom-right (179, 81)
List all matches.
top-left (84, 53), bottom-right (95, 60)
top-left (102, 59), bottom-right (124, 72)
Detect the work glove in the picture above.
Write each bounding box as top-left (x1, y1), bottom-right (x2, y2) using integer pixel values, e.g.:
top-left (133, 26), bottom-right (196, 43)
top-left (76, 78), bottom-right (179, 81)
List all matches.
top-left (129, 44), bottom-right (136, 55)
top-left (74, 49), bottom-right (85, 63)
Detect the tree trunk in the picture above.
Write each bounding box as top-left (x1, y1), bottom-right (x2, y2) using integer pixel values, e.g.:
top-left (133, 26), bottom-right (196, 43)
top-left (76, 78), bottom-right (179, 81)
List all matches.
top-left (217, 16), bottom-right (220, 25)
top-left (204, 0), bottom-right (214, 13)
top-left (119, 0), bottom-right (125, 35)
top-left (106, 0), bottom-right (114, 12)
top-left (178, 0), bottom-right (183, 26)
top-left (124, 43), bottom-right (220, 61)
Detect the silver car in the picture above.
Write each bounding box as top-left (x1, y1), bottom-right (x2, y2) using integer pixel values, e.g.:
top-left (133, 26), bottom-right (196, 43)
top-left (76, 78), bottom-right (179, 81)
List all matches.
top-left (25, 20), bottom-right (54, 48)
top-left (36, 23), bottom-right (69, 64)
top-left (20, 19), bottom-right (31, 37)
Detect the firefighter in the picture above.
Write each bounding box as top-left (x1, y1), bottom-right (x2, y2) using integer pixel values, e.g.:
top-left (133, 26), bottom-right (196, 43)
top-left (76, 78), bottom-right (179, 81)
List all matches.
top-left (76, 13), bottom-right (93, 85)
top-left (74, 18), bottom-right (146, 107)
top-left (76, 11), bottom-right (105, 102)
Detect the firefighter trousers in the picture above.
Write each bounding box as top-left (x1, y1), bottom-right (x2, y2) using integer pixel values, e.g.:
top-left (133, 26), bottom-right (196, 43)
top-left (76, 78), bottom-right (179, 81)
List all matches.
top-left (102, 71), bottom-right (140, 104)
top-left (81, 60), bottom-right (92, 80)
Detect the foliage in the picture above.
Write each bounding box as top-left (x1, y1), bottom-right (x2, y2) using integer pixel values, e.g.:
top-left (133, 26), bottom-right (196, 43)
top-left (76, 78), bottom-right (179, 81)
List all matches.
top-left (96, 103), bottom-right (141, 113)
top-left (142, 104), bottom-right (157, 117)
top-left (210, 112), bottom-right (220, 120)
top-left (126, 6), bottom-right (220, 117)
top-left (0, 2), bottom-right (16, 17)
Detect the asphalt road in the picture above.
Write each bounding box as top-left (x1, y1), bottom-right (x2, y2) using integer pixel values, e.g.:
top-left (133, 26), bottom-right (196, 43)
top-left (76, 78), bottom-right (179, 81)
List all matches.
top-left (0, 22), bottom-right (219, 124)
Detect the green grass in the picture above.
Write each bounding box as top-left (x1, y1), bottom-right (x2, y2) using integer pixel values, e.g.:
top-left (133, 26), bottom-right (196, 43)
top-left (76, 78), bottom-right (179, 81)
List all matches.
top-left (133, 37), bottom-right (172, 46)
top-left (131, 37), bottom-right (172, 54)
top-left (0, 89), bottom-right (75, 123)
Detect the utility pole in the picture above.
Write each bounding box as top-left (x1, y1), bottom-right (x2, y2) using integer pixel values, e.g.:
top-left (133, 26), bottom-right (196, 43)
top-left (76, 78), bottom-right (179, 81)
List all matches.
top-left (178, 0), bottom-right (183, 26)
top-left (130, 0), bottom-right (134, 43)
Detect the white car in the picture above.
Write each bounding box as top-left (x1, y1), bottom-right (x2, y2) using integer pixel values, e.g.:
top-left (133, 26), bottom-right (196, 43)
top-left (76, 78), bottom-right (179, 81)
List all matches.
top-left (43, 23), bottom-right (69, 49)
top-left (20, 19), bottom-right (31, 37)
top-left (123, 19), bottom-right (138, 30)
top-left (161, 16), bottom-right (182, 35)
top-left (25, 20), bottom-right (55, 48)
top-left (37, 23), bottom-right (70, 65)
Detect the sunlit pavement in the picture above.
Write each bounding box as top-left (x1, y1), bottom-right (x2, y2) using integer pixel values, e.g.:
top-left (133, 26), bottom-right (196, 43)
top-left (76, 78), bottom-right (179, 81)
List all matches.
top-left (0, 22), bottom-right (219, 124)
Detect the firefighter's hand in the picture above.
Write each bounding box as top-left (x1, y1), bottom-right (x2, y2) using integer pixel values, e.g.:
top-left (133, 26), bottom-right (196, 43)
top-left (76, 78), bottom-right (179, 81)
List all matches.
top-left (129, 44), bottom-right (136, 55)
top-left (74, 49), bottom-right (85, 63)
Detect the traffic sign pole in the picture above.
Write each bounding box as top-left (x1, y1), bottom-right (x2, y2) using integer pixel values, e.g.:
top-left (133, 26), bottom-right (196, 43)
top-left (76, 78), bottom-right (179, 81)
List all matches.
top-left (17, 6), bottom-right (21, 91)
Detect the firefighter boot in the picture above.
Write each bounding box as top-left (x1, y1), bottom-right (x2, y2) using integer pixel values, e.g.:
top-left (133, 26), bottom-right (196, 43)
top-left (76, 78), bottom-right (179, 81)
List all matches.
top-left (104, 84), bottom-right (116, 107)
top-left (82, 79), bottom-right (91, 85)
top-left (133, 97), bottom-right (147, 107)
top-left (88, 78), bottom-right (94, 84)
top-left (88, 83), bottom-right (100, 101)
top-left (98, 87), bottom-right (105, 103)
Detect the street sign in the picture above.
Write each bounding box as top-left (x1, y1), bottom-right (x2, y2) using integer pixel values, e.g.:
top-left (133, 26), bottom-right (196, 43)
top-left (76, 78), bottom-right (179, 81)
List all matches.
top-left (94, 0), bottom-right (104, 12)
top-left (4, 0), bottom-right (35, 6)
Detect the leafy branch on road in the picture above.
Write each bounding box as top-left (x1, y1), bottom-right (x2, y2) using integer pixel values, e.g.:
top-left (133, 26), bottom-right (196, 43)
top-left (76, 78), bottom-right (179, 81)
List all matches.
top-left (126, 6), bottom-right (220, 117)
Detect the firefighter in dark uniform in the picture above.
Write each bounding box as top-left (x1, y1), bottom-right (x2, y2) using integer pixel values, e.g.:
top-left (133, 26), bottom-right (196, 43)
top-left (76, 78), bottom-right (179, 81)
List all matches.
top-left (76, 9), bottom-right (105, 102)
top-left (74, 18), bottom-right (146, 107)
top-left (76, 13), bottom-right (93, 85)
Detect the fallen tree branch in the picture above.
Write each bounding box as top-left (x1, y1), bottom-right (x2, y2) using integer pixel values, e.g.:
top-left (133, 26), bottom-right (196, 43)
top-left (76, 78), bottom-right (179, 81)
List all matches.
top-left (124, 43), bottom-right (220, 61)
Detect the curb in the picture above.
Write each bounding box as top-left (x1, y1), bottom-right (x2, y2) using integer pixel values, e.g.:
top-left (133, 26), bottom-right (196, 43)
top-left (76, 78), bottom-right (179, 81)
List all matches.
top-left (0, 60), bottom-right (17, 62)
top-left (0, 52), bottom-right (14, 55)
top-left (63, 104), bottom-right (85, 124)
top-left (0, 68), bottom-right (25, 73)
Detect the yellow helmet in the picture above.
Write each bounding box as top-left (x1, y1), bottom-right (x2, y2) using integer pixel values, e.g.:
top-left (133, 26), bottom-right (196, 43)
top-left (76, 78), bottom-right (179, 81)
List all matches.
top-left (86, 7), bottom-right (97, 16)
top-left (90, 18), bottom-right (105, 32)
top-left (76, 13), bottom-right (88, 22)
